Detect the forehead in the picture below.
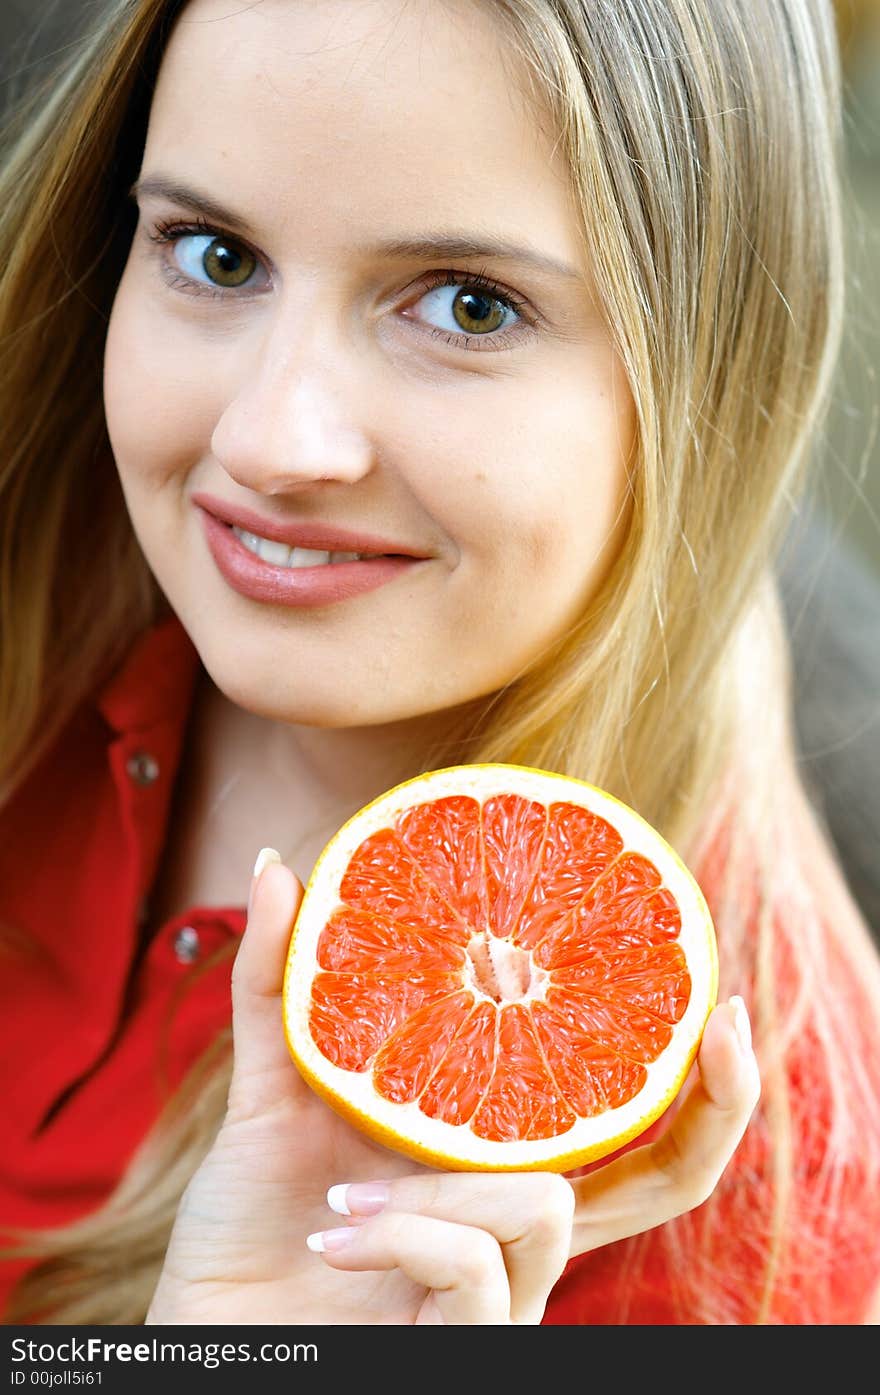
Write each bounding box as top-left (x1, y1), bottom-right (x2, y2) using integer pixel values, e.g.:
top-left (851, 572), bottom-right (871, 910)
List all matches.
top-left (143, 0), bottom-right (586, 272)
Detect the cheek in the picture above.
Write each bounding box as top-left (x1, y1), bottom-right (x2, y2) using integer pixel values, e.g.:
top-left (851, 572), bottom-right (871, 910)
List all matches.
top-left (556, 364), bottom-right (634, 554)
top-left (489, 376), bottom-right (633, 595)
top-left (103, 269), bottom-right (216, 481)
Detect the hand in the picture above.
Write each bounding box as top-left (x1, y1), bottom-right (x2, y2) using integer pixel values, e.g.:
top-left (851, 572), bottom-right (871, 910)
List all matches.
top-left (146, 855), bottom-right (760, 1325)
top-left (567, 991), bottom-right (761, 1255)
top-left (307, 998), bottom-right (761, 1321)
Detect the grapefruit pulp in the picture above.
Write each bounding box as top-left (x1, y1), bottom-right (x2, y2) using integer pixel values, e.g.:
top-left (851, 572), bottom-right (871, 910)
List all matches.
top-left (282, 763), bottom-right (718, 1171)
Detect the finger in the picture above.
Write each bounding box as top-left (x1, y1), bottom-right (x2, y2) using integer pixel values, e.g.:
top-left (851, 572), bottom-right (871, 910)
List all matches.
top-left (306, 1212), bottom-right (511, 1324)
top-left (570, 996), bottom-right (761, 1254)
top-left (227, 852), bottom-right (304, 1114)
top-left (324, 1171), bottom-right (575, 1324)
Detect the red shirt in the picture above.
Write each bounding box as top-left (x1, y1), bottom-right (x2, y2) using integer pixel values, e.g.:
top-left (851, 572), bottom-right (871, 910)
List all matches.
top-left (0, 615), bottom-right (247, 1314)
top-left (1, 613), bottom-right (878, 1323)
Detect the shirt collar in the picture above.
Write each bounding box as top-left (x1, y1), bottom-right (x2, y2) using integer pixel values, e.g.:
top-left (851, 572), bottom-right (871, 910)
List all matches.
top-left (95, 611), bottom-right (202, 735)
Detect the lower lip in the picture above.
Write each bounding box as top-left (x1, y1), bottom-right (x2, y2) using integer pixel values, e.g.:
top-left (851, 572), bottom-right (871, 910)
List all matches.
top-left (198, 508), bottom-right (423, 607)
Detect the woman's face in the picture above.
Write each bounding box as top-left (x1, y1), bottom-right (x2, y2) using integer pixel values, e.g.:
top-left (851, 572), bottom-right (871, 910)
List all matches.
top-left (104, 0), bottom-right (636, 729)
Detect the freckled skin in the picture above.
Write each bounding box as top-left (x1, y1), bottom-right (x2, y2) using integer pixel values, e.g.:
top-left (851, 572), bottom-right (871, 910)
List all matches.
top-left (103, 0), bottom-right (636, 813)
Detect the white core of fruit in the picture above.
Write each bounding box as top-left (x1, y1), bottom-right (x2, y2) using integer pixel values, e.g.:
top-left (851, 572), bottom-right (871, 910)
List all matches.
top-left (465, 933), bottom-right (548, 1004)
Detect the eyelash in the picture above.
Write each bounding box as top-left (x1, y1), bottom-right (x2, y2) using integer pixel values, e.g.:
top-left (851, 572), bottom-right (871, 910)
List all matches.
top-left (144, 215), bottom-right (537, 353)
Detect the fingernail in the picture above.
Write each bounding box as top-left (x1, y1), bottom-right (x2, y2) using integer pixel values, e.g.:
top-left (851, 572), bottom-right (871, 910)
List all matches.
top-left (306, 1227), bottom-right (357, 1253)
top-left (730, 995), bottom-right (752, 1055)
top-left (327, 1182), bottom-right (389, 1217)
top-left (248, 847), bottom-right (281, 917)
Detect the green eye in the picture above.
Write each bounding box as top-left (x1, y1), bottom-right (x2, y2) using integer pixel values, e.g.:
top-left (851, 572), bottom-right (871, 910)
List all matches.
top-left (449, 289), bottom-right (509, 334)
top-left (148, 218), bottom-right (535, 351)
top-left (418, 281), bottom-right (519, 338)
top-left (175, 233), bottom-right (258, 289)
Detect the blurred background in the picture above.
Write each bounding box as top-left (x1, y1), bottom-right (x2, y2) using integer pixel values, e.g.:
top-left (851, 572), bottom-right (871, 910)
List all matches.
top-left (1, 0), bottom-right (879, 937)
top-left (824, 0), bottom-right (880, 576)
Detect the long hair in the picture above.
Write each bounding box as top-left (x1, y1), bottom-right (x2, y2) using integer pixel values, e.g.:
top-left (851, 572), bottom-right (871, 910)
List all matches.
top-left (2, 0), bottom-right (878, 1323)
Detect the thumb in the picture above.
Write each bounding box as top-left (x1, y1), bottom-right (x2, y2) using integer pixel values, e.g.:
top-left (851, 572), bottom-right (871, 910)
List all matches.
top-left (227, 848), bottom-right (305, 1114)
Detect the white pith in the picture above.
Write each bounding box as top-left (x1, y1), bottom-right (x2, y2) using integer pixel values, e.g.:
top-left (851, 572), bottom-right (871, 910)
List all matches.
top-left (283, 763), bottom-right (718, 1168)
top-left (465, 933), bottom-right (548, 1004)
top-left (232, 525), bottom-right (381, 566)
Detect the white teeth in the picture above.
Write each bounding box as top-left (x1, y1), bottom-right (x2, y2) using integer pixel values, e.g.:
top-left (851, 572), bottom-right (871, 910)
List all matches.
top-left (235, 528), bottom-right (264, 551)
top-left (259, 536), bottom-right (301, 567)
top-left (287, 546), bottom-right (334, 568)
top-left (231, 526), bottom-right (380, 567)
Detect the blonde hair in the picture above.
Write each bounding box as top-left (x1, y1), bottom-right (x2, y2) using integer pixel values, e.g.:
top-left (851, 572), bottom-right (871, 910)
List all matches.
top-left (2, 0), bottom-right (878, 1324)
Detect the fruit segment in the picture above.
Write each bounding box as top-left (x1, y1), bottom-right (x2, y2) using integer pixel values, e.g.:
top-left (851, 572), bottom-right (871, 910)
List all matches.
top-left (340, 828), bottom-right (467, 939)
top-left (553, 941), bottom-right (690, 1022)
top-left (481, 795), bottom-right (547, 938)
top-left (419, 1001), bottom-right (497, 1125)
top-left (372, 990), bottom-right (475, 1103)
top-left (396, 795), bottom-right (488, 935)
top-left (309, 971), bottom-right (461, 1071)
top-left (512, 803), bottom-right (624, 950)
top-left (472, 1004), bottom-right (577, 1142)
top-left (553, 888), bottom-right (681, 970)
top-left (531, 999), bottom-right (648, 1114)
top-left (541, 991), bottom-right (674, 1063)
top-left (532, 851), bottom-right (662, 967)
top-left (316, 905), bottom-right (468, 974)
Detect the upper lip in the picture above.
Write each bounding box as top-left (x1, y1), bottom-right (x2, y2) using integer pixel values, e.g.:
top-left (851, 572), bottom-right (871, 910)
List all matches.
top-left (192, 492), bottom-right (428, 557)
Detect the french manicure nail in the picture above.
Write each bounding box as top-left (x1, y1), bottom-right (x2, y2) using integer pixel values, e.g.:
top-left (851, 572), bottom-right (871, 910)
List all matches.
top-left (248, 847), bottom-right (281, 917)
top-left (306, 1227), bottom-right (357, 1253)
top-left (253, 846), bottom-right (281, 880)
top-left (327, 1182), bottom-right (389, 1217)
top-left (729, 995), bottom-right (752, 1055)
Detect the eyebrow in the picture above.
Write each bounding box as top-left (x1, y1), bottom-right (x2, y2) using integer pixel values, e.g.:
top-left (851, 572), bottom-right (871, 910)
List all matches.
top-left (128, 175), bottom-right (585, 283)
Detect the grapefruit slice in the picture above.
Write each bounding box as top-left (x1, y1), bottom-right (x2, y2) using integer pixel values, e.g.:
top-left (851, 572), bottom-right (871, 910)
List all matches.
top-left (282, 764), bottom-right (718, 1171)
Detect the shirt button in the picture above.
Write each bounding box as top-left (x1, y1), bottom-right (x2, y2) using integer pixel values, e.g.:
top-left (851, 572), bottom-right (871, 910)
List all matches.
top-left (126, 750), bottom-right (161, 786)
top-left (173, 925), bottom-right (200, 964)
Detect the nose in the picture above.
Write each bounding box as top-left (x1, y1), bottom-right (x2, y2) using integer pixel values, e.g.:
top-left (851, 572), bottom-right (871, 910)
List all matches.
top-left (210, 322), bottom-right (375, 494)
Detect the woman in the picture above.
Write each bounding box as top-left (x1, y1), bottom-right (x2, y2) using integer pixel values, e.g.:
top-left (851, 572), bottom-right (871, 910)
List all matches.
top-left (0, 0), bottom-right (877, 1323)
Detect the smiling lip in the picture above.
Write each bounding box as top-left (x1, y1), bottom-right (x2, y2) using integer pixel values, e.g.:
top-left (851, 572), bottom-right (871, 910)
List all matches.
top-left (191, 491), bottom-right (426, 558)
top-left (198, 509), bottom-right (424, 608)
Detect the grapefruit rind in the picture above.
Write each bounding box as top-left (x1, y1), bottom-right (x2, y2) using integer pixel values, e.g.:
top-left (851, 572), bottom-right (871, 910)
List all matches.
top-left (282, 763), bottom-right (718, 1172)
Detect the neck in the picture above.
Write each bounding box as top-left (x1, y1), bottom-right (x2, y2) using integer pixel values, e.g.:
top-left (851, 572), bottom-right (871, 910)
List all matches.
top-left (192, 670), bottom-right (491, 875)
